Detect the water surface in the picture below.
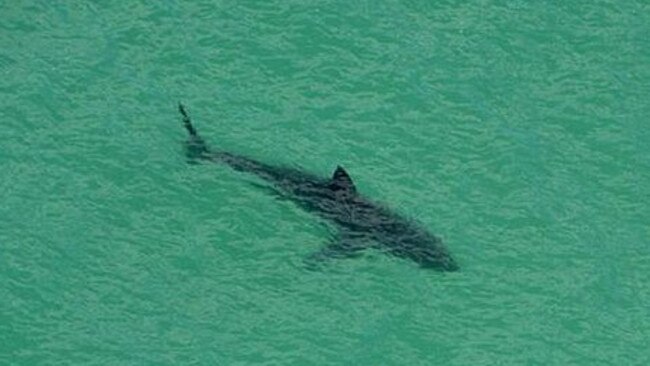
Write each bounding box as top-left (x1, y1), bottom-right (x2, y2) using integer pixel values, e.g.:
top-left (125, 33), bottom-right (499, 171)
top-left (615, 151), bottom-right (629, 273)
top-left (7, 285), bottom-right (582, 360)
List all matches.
top-left (1, 1), bottom-right (648, 364)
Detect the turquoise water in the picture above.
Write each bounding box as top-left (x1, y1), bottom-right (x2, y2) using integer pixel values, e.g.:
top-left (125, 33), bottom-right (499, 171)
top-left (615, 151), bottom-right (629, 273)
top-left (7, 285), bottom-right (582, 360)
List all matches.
top-left (2, 1), bottom-right (649, 364)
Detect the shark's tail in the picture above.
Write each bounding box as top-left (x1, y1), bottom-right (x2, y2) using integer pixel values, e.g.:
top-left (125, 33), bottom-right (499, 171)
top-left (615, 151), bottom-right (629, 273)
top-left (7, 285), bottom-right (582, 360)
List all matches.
top-left (179, 102), bottom-right (198, 136)
top-left (178, 102), bottom-right (208, 160)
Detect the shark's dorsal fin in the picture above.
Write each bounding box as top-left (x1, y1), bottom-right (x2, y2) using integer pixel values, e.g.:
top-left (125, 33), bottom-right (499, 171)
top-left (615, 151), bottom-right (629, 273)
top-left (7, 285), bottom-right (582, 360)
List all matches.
top-left (330, 165), bottom-right (356, 194)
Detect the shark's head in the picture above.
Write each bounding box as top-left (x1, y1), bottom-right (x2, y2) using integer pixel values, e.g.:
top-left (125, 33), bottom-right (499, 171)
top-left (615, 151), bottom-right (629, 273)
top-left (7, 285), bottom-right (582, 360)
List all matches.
top-left (390, 230), bottom-right (459, 272)
top-left (417, 248), bottom-right (459, 271)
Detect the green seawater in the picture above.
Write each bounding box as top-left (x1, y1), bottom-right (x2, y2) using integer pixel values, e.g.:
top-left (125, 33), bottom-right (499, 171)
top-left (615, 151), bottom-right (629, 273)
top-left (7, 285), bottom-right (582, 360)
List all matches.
top-left (1, 1), bottom-right (649, 364)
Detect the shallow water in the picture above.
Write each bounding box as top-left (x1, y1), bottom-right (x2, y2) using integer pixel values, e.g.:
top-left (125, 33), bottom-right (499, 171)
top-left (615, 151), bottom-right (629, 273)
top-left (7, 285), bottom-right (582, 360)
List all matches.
top-left (2, 1), bottom-right (649, 364)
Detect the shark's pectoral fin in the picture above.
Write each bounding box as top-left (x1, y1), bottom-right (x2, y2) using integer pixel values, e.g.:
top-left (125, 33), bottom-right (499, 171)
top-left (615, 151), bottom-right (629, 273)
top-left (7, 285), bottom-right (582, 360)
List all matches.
top-left (303, 232), bottom-right (368, 270)
top-left (309, 242), bottom-right (364, 260)
top-left (248, 182), bottom-right (291, 202)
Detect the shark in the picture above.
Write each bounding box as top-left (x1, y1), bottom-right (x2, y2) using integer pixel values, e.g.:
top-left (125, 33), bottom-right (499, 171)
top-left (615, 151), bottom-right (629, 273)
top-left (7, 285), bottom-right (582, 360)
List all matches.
top-left (178, 104), bottom-right (458, 271)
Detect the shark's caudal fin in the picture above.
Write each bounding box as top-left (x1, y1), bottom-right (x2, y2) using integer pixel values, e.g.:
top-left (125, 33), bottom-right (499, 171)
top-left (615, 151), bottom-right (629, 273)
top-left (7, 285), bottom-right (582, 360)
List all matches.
top-left (178, 103), bottom-right (208, 160)
top-left (178, 103), bottom-right (198, 136)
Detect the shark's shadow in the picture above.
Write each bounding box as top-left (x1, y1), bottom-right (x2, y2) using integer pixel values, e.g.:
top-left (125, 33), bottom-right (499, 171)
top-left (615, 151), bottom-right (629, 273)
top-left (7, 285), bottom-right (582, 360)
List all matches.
top-left (179, 104), bottom-right (458, 271)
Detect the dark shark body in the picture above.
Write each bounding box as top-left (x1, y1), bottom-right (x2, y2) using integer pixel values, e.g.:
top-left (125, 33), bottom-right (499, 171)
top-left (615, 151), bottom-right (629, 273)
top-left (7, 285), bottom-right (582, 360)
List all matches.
top-left (179, 104), bottom-right (458, 271)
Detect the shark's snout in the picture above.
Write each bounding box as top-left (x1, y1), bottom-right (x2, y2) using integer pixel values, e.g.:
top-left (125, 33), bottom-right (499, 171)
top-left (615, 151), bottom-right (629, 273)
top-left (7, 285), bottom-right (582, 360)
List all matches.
top-left (417, 249), bottom-right (460, 272)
